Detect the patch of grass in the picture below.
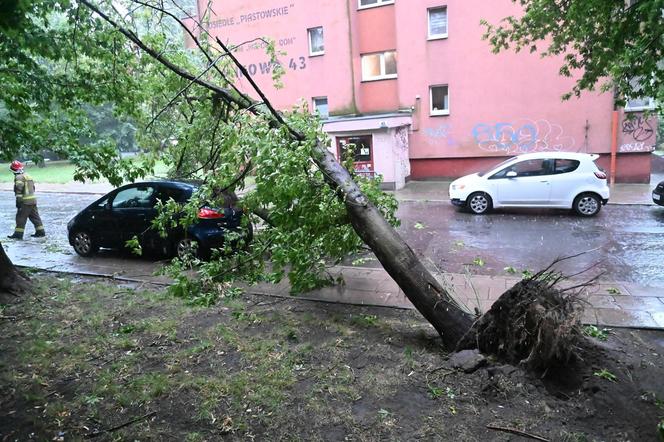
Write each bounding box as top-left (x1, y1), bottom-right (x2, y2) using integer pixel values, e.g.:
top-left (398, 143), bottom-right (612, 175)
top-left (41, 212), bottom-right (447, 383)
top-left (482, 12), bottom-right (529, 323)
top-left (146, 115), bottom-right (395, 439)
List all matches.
top-left (583, 325), bottom-right (610, 341)
top-left (351, 256), bottom-right (376, 266)
top-left (283, 326), bottom-right (298, 342)
top-left (593, 369), bottom-right (618, 382)
top-left (521, 269), bottom-right (534, 279)
top-left (607, 287), bottom-right (621, 295)
top-left (0, 159), bottom-right (170, 183)
top-left (129, 372), bottom-right (170, 400)
top-left (216, 324), bottom-right (239, 347)
top-left (350, 314), bottom-right (380, 327)
top-left (472, 257), bottom-right (485, 267)
top-left (185, 433), bottom-right (206, 442)
top-left (560, 431), bottom-right (590, 442)
top-left (428, 385), bottom-right (444, 399)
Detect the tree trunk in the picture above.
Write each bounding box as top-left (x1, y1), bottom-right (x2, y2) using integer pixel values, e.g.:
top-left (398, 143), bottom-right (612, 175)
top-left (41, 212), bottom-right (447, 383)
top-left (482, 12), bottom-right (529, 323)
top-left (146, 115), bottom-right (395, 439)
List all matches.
top-left (0, 242), bottom-right (31, 301)
top-left (314, 145), bottom-right (474, 347)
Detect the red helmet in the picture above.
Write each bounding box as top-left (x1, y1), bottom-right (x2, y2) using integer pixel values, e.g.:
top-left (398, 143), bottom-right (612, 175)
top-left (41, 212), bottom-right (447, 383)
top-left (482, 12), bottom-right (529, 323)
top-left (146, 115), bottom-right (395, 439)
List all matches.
top-left (10, 160), bottom-right (23, 172)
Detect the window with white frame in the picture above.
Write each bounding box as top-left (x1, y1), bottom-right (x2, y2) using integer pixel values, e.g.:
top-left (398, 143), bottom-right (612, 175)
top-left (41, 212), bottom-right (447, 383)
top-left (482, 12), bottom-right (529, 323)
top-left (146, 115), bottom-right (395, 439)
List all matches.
top-left (624, 77), bottom-right (656, 111)
top-left (358, 0), bottom-right (394, 10)
top-left (361, 51), bottom-right (397, 81)
top-left (428, 6), bottom-right (448, 39)
top-left (625, 96), bottom-right (656, 112)
top-left (312, 97), bottom-right (329, 118)
top-left (430, 85), bottom-right (449, 115)
top-left (308, 27), bottom-right (324, 56)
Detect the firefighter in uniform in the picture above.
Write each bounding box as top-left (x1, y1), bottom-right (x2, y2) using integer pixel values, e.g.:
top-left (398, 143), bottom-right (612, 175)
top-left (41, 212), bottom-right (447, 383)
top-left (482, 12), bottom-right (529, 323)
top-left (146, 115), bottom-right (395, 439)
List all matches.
top-left (7, 161), bottom-right (46, 239)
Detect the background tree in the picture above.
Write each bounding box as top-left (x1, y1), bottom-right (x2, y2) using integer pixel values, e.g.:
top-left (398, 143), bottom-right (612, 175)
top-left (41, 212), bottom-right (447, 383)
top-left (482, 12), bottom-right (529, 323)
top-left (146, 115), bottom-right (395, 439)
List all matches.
top-left (1, 0), bottom-right (151, 294)
top-left (482, 0), bottom-right (664, 110)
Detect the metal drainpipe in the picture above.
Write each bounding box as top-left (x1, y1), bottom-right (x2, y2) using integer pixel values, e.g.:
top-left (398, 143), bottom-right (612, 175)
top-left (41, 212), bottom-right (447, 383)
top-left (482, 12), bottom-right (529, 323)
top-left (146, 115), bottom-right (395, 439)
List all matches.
top-left (610, 110), bottom-right (619, 187)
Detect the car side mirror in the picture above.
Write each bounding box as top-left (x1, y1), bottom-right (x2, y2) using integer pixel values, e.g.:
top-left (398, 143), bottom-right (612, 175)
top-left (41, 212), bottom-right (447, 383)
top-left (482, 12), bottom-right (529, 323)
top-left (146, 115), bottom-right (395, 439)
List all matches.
top-left (506, 171), bottom-right (518, 178)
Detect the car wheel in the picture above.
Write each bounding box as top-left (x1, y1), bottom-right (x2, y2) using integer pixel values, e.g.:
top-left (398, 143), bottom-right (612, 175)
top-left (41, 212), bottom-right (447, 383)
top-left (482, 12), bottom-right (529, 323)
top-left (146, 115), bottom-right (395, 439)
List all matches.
top-left (573, 193), bottom-right (601, 217)
top-left (72, 231), bottom-right (98, 257)
top-left (467, 192), bottom-right (492, 215)
top-left (176, 237), bottom-right (199, 259)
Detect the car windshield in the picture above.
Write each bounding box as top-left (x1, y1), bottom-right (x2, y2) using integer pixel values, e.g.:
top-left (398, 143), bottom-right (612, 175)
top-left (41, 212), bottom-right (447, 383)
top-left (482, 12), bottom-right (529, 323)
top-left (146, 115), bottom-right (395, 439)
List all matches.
top-left (477, 157), bottom-right (516, 177)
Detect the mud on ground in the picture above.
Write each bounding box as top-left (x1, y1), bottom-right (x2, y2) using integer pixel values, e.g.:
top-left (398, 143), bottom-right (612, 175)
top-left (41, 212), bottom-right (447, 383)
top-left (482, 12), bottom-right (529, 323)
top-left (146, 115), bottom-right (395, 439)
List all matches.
top-left (0, 275), bottom-right (663, 441)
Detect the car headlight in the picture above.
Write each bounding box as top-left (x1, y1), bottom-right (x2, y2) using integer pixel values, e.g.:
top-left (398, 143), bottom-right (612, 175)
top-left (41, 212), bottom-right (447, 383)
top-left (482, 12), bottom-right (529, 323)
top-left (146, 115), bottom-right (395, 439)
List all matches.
top-left (67, 218), bottom-right (75, 231)
top-left (451, 184), bottom-right (466, 191)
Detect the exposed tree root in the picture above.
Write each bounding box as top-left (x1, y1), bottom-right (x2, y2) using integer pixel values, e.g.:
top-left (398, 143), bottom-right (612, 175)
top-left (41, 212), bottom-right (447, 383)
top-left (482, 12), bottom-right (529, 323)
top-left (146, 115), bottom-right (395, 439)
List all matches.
top-left (456, 259), bottom-right (596, 370)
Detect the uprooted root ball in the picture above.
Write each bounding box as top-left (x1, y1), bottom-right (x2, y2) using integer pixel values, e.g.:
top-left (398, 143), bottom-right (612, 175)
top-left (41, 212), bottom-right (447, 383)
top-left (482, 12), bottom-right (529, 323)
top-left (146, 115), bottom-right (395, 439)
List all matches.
top-left (456, 272), bottom-right (585, 370)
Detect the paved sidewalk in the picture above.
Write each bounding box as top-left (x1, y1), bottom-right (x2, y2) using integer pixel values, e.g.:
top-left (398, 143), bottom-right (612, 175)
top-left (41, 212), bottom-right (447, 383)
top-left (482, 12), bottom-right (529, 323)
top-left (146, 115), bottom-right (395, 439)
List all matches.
top-left (246, 265), bottom-right (664, 330)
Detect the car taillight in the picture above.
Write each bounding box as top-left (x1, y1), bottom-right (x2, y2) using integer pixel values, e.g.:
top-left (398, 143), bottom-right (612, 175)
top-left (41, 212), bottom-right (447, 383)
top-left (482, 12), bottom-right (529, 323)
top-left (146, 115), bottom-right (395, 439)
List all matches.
top-left (198, 207), bottom-right (224, 219)
top-left (594, 171), bottom-right (607, 179)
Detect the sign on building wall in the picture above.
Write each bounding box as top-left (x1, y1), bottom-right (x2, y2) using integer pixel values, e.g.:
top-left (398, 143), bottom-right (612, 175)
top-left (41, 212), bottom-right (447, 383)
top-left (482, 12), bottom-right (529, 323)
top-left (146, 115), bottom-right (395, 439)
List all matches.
top-left (199, 0), bottom-right (352, 108)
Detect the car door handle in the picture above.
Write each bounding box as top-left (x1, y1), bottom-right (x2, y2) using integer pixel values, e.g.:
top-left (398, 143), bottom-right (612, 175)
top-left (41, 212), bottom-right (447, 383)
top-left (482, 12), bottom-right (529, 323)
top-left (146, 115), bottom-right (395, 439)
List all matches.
top-left (539, 180), bottom-right (549, 183)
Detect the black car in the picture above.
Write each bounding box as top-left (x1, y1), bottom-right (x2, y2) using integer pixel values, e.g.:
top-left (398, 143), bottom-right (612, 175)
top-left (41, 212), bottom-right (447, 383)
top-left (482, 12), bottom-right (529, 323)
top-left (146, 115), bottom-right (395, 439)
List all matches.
top-left (67, 181), bottom-right (251, 259)
top-left (653, 181), bottom-right (664, 206)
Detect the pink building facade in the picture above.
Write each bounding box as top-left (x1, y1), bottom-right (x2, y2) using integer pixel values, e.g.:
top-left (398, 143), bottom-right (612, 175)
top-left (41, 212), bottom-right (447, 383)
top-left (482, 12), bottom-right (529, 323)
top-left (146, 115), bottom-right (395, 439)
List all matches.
top-left (193, 0), bottom-right (657, 188)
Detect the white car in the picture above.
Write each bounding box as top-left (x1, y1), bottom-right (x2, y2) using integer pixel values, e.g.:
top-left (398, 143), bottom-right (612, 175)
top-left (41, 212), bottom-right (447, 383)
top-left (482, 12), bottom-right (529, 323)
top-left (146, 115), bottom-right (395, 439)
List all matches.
top-left (449, 152), bottom-right (610, 216)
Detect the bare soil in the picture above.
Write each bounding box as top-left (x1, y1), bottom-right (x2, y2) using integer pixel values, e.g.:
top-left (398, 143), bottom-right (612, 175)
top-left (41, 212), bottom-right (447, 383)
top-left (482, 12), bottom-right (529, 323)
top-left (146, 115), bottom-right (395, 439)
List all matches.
top-left (0, 274), bottom-right (663, 441)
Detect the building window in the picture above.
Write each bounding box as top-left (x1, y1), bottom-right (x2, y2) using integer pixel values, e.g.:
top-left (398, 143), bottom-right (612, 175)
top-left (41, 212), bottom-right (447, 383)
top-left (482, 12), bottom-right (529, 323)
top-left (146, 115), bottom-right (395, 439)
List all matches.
top-left (430, 85), bottom-right (449, 115)
top-left (308, 27), bottom-right (324, 56)
top-left (361, 51), bottom-right (397, 81)
top-left (358, 0), bottom-right (394, 10)
top-left (624, 77), bottom-right (656, 112)
top-left (428, 6), bottom-right (448, 39)
top-left (312, 97), bottom-right (329, 118)
top-left (625, 97), bottom-right (656, 112)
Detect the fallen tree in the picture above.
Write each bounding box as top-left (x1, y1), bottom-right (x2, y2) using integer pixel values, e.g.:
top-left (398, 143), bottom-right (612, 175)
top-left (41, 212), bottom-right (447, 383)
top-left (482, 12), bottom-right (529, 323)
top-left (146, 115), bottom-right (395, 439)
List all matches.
top-left (74, 0), bottom-right (594, 365)
top-left (2, 0), bottom-right (589, 368)
top-left (78, 0), bottom-right (477, 348)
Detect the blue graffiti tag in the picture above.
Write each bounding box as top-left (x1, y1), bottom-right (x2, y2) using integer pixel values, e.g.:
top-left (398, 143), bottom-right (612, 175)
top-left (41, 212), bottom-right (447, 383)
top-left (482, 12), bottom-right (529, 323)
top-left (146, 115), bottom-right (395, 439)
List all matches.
top-left (472, 122), bottom-right (539, 153)
top-left (424, 124), bottom-right (458, 146)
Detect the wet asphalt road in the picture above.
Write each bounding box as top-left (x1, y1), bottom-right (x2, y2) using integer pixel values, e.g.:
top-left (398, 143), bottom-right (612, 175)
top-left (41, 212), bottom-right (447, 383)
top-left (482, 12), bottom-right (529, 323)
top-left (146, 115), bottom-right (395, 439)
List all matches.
top-left (2, 191), bottom-right (664, 287)
top-left (396, 202), bottom-right (664, 287)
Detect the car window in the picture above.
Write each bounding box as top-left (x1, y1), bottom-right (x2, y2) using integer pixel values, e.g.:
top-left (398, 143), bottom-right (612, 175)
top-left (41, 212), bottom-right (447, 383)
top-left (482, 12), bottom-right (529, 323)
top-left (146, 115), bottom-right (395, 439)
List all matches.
top-left (94, 197), bottom-right (109, 208)
top-left (155, 186), bottom-right (186, 204)
top-left (112, 186), bottom-right (156, 209)
top-left (478, 157), bottom-right (515, 177)
top-left (491, 159), bottom-right (552, 178)
top-left (554, 159), bottom-right (580, 174)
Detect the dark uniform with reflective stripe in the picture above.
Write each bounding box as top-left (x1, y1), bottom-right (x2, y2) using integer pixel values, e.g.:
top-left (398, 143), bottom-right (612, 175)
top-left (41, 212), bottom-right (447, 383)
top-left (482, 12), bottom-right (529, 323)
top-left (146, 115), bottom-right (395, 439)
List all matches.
top-left (12, 173), bottom-right (45, 238)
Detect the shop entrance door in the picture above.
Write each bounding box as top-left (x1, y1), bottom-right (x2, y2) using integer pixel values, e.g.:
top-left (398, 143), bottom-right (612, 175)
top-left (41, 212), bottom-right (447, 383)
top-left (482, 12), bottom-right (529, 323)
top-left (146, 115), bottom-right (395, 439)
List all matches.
top-left (337, 135), bottom-right (374, 177)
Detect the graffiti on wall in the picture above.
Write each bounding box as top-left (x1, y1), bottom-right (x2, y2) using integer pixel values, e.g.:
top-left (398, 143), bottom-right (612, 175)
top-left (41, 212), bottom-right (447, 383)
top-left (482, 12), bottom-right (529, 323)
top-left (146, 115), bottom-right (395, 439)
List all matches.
top-left (622, 116), bottom-right (654, 142)
top-left (472, 119), bottom-right (575, 154)
top-left (618, 142), bottom-right (654, 153)
top-left (394, 127), bottom-right (411, 178)
top-left (423, 124), bottom-right (459, 147)
top-left (619, 115), bottom-right (655, 153)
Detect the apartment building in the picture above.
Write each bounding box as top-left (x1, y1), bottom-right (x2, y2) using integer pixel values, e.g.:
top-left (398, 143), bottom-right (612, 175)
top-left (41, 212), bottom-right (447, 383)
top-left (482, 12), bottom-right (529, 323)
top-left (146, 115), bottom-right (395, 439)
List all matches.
top-left (191, 0), bottom-right (657, 188)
